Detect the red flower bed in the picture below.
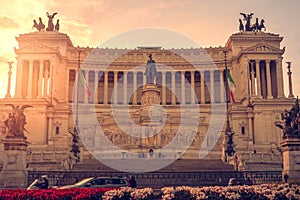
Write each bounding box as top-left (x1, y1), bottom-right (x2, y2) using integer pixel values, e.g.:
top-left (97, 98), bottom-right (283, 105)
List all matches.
top-left (0, 188), bottom-right (115, 200)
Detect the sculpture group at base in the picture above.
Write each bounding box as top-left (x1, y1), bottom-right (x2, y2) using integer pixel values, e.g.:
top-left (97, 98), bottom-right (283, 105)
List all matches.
top-left (3, 104), bottom-right (32, 138)
top-left (33, 12), bottom-right (59, 32)
top-left (276, 98), bottom-right (300, 139)
top-left (239, 13), bottom-right (266, 32)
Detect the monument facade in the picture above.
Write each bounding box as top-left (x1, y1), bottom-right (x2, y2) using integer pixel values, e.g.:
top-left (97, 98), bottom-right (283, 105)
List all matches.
top-left (0, 15), bottom-right (295, 172)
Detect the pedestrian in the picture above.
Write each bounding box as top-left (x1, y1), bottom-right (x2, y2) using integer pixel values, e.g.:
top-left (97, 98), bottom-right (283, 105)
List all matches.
top-left (284, 173), bottom-right (289, 183)
top-left (39, 175), bottom-right (49, 189)
top-left (129, 175), bottom-right (137, 188)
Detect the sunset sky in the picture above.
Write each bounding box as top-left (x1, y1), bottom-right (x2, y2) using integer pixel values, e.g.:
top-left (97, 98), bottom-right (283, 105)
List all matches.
top-left (0, 0), bottom-right (299, 98)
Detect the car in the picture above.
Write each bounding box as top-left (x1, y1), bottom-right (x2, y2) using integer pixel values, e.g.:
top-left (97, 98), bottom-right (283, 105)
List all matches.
top-left (59, 177), bottom-right (129, 189)
top-left (228, 177), bottom-right (253, 186)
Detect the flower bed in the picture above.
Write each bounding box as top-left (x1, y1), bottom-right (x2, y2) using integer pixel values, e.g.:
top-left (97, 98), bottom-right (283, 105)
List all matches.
top-left (0, 188), bottom-right (113, 200)
top-left (0, 184), bottom-right (299, 200)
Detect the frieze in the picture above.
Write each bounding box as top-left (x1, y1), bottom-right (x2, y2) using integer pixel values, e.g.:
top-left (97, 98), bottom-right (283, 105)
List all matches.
top-left (242, 44), bottom-right (284, 54)
top-left (14, 43), bottom-right (59, 54)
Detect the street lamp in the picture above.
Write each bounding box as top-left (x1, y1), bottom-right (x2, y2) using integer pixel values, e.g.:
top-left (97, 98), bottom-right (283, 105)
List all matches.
top-left (223, 50), bottom-right (236, 160)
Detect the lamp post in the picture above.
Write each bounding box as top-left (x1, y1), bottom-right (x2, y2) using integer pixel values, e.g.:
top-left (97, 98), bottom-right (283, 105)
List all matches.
top-left (69, 50), bottom-right (82, 165)
top-left (5, 61), bottom-right (13, 98)
top-left (223, 51), bottom-right (235, 161)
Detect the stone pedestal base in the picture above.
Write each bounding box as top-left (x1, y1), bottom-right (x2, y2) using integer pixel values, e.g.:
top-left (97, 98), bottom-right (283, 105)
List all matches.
top-left (140, 84), bottom-right (162, 124)
top-left (280, 138), bottom-right (300, 183)
top-left (0, 137), bottom-right (29, 188)
top-left (140, 84), bottom-right (163, 148)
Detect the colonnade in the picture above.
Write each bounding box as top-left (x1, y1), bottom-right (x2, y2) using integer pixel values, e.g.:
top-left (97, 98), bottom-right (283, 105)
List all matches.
top-left (14, 59), bottom-right (52, 99)
top-left (248, 59), bottom-right (284, 99)
top-left (71, 68), bottom-right (227, 105)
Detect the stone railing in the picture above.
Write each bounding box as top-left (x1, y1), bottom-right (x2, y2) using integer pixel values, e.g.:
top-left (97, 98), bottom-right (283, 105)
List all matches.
top-left (28, 170), bottom-right (282, 189)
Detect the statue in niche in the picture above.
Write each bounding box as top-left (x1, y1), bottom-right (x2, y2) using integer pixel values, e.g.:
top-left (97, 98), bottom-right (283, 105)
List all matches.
top-left (144, 54), bottom-right (157, 84)
top-left (276, 98), bottom-right (300, 138)
top-left (46, 12), bottom-right (58, 31)
top-left (4, 104), bottom-right (32, 138)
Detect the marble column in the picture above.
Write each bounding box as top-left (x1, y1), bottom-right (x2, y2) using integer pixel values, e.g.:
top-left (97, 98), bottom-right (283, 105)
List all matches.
top-left (94, 70), bottom-right (99, 104)
top-left (276, 58), bottom-right (284, 98)
top-left (191, 71), bottom-right (195, 104)
top-left (162, 71), bottom-right (166, 105)
top-left (200, 70), bottom-right (205, 104)
top-left (48, 113), bottom-right (53, 143)
top-left (255, 60), bottom-right (262, 98)
top-left (247, 113), bottom-right (254, 144)
top-left (210, 70), bottom-right (215, 103)
top-left (84, 70), bottom-right (89, 103)
top-left (37, 61), bottom-right (44, 98)
top-left (26, 60), bottom-right (33, 98)
top-left (123, 72), bottom-right (128, 104)
top-left (143, 72), bottom-right (146, 86)
top-left (5, 62), bottom-right (13, 98)
top-left (266, 60), bottom-right (273, 99)
top-left (44, 64), bottom-right (49, 97)
top-left (181, 71), bottom-right (185, 104)
top-left (14, 59), bottom-right (23, 98)
top-left (171, 71), bottom-right (176, 105)
top-left (250, 61), bottom-right (256, 96)
top-left (220, 70), bottom-right (225, 103)
top-left (287, 62), bottom-right (294, 98)
top-left (113, 71), bottom-right (118, 104)
top-left (133, 71), bottom-right (137, 105)
top-left (104, 71), bottom-right (108, 104)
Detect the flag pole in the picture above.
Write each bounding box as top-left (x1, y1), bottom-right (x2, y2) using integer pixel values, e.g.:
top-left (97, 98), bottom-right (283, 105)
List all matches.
top-left (76, 50), bottom-right (81, 128)
top-left (74, 50), bottom-right (81, 164)
top-left (223, 50), bottom-right (235, 159)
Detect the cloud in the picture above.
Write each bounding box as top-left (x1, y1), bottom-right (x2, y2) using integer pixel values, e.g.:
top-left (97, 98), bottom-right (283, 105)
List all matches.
top-left (0, 16), bottom-right (20, 29)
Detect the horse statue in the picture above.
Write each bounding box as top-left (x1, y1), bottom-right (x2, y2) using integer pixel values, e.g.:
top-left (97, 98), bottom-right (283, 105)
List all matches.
top-left (144, 54), bottom-right (157, 84)
top-left (240, 13), bottom-right (254, 31)
top-left (38, 17), bottom-right (45, 31)
top-left (258, 19), bottom-right (266, 31)
top-left (251, 18), bottom-right (266, 32)
top-left (32, 20), bottom-right (40, 31)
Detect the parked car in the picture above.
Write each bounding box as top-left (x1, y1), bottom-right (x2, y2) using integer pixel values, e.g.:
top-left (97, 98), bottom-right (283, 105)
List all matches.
top-left (59, 177), bottom-right (129, 189)
top-left (228, 177), bottom-right (253, 186)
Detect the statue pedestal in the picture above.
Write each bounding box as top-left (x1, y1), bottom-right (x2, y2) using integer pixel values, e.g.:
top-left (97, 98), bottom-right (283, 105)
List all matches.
top-left (140, 84), bottom-right (163, 148)
top-left (0, 137), bottom-right (29, 188)
top-left (280, 137), bottom-right (300, 183)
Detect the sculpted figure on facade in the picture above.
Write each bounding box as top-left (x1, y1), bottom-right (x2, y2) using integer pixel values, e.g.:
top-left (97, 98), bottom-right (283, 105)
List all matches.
top-left (32, 17), bottom-right (45, 32)
top-left (144, 54), bottom-right (157, 84)
top-left (239, 13), bottom-right (266, 32)
top-left (46, 12), bottom-right (58, 31)
top-left (240, 13), bottom-right (254, 31)
top-left (4, 104), bottom-right (32, 138)
top-left (239, 19), bottom-right (244, 31)
top-left (276, 98), bottom-right (300, 138)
